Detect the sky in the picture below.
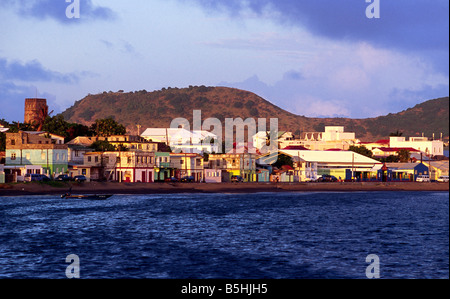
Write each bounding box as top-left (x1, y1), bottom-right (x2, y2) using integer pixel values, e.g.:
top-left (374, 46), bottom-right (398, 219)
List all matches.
top-left (0, 0), bottom-right (448, 122)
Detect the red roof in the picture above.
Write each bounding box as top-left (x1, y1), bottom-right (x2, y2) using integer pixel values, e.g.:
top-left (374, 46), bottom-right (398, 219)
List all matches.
top-left (375, 139), bottom-right (390, 144)
top-left (375, 147), bottom-right (419, 152)
top-left (359, 139), bottom-right (390, 145)
top-left (282, 145), bottom-right (309, 150)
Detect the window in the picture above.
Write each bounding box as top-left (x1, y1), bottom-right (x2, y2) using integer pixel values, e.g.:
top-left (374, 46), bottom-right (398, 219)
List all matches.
top-left (88, 156), bottom-right (92, 162)
top-left (41, 153), bottom-right (46, 160)
top-left (11, 153), bottom-right (16, 160)
top-left (95, 156), bottom-right (99, 163)
top-left (11, 139), bottom-right (15, 145)
top-left (128, 157), bottom-right (132, 164)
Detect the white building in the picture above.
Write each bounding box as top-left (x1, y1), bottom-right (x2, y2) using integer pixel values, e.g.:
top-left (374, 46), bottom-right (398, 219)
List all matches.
top-left (280, 149), bottom-right (382, 180)
top-left (141, 128), bottom-right (219, 154)
top-left (389, 136), bottom-right (444, 157)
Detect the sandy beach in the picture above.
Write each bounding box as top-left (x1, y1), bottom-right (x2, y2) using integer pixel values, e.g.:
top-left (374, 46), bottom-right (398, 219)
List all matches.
top-left (0, 181), bottom-right (448, 196)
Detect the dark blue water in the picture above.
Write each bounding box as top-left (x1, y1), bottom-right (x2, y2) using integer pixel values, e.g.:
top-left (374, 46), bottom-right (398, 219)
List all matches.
top-left (0, 192), bottom-right (448, 279)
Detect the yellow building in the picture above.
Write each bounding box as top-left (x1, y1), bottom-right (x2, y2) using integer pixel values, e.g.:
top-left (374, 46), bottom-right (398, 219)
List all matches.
top-left (208, 152), bottom-right (256, 182)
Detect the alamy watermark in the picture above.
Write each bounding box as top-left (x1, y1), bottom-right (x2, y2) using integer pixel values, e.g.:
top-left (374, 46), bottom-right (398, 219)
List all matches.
top-left (65, 0), bottom-right (80, 19)
top-left (366, 0), bottom-right (380, 19)
top-left (169, 110), bottom-right (279, 164)
top-left (366, 254), bottom-right (380, 279)
top-left (66, 254), bottom-right (80, 279)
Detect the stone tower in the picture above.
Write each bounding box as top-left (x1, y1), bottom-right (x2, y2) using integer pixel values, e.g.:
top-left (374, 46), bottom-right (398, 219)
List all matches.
top-left (24, 98), bottom-right (48, 125)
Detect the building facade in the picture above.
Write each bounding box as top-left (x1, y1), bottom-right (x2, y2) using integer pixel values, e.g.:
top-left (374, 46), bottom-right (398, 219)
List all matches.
top-left (390, 136), bottom-right (444, 157)
top-left (5, 131), bottom-right (68, 177)
top-left (208, 153), bottom-right (256, 182)
top-left (170, 153), bottom-right (204, 182)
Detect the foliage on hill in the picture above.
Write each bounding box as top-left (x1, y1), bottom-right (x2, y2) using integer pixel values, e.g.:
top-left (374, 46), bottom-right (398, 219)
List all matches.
top-left (61, 86), bottom-right (449, 141)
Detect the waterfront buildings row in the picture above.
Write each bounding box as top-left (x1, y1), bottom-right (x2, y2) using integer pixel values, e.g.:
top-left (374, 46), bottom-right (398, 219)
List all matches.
top-left (1, 126), bottom-right (448, 184)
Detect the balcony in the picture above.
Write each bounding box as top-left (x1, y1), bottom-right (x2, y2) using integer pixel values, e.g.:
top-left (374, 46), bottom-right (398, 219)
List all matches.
top-left (156, 162), bottom-right (175, 168)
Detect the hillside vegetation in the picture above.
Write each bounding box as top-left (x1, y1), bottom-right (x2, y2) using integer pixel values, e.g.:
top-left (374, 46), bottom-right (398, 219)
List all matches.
top-left (61, 86), bottom-right (449, 141)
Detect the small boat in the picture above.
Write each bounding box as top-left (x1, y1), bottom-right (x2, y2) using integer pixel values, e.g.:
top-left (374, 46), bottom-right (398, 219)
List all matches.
top-left (61, 194), bottom-right (113, 200)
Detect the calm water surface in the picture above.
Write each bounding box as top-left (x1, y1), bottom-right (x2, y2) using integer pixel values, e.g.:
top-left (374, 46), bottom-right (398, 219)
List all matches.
top-left (0, 191), bottom-right (448, 279)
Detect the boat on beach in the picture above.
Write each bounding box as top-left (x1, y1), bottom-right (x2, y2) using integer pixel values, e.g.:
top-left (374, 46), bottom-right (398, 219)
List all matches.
top-left (61, 194), bottom-right (113, 200)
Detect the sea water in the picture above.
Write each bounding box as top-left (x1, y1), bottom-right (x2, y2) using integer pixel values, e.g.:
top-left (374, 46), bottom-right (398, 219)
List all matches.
top-left (0, 191), bottom-right (448, 279)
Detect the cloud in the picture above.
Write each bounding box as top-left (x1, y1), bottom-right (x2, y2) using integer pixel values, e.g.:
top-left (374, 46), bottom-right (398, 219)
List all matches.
top-left (219, 43), bottom-right (449, 118)
top-left (188, 0), bottom-right (449, 74)
top-left (0, 58), bottom-right (79, 84)
top-left (0, 0), bottom-right (116, 24)
top-left (190, 0), bottom-right (449, 50)
top-left (0, 82), bottom-right (32, 121)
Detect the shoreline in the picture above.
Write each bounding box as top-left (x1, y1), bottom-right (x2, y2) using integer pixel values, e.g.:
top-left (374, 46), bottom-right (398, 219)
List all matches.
top-left (0, 181), bottom-right (448, 196)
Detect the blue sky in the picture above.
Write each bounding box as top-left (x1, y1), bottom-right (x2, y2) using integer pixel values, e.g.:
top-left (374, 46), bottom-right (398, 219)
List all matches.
top-left (0, 0), bottom-right (448, 122)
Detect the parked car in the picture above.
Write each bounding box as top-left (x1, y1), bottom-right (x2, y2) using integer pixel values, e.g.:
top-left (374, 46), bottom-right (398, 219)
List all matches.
top-left (416, 175), bottom-right (430, 182)
top-left (55, 174), bottom-right (71, 181)
top-left (231, 175), bottom-right (244, 183)
top-left (25, 174), bottom-right (43, 182)
top-left (164, 177), bottom-right (179, 182)
top-left (317, 175), bottom-right (338, 182)
top-left (181, 176), bottom-right (195, 183)
top-left (40, 174), bottom-right (51, 182)
top-left (437, 175), bottom-right (449, 183)
top-left (73, 175), bottom-right (87, 183)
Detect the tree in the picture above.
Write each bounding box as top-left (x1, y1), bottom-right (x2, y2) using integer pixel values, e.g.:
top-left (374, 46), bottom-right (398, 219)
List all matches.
top-left (349, 145), bottom-right (373, 158)
top-left (42, 115), bottom-right (70, 138)
top-left (90, 140), bottom-right (116, 152)
top-left (397, 149), bottom-right (411, 162)
top-left (379, 155), bottom-right (399, 163)
top-left (66, 123), bottom-right (92, 142)
top-left (90, 117), bottom-right (126, 137)
top-left (389, 130), bottom-right (403, 137)
top-left (273, 154), bottom-right (294, 169)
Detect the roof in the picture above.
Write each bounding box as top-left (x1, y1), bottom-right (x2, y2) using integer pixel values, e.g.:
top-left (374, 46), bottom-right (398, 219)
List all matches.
top-left (385, 163), bottom-right (427, 170)
top-left (280, 149), bottom-right (381, 165)
top-left (141, 128), bottom-right (217, 142)
top-left (23, 131), bottom-right (65, 139)
top-left (422, 160), bottom-right (449, 171)
top-left (282, 145), bottom-right (309, 150)
top-left (67, 136), bottom-right (96, 146)
top-left (374, 147), bottom-right (420, 152)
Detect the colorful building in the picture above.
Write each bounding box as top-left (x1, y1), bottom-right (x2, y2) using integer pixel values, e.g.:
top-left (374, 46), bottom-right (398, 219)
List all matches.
top-left (154, 152), bottom-right (174, 181)
top-left (170, 153), bottom-right (204, 182)
top-left (72, 151), bottom-right (155, 183)
top-left (383, 163), bottom-right (429, 182)
top-left (5, 131), bottom-right (68, 177)
top-left (207, 152), bottom-right (256, 182)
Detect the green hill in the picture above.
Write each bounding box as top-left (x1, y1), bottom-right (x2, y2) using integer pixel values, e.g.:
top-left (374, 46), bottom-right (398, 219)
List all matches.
top-left (61, 86), bottom-right (449, 141)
